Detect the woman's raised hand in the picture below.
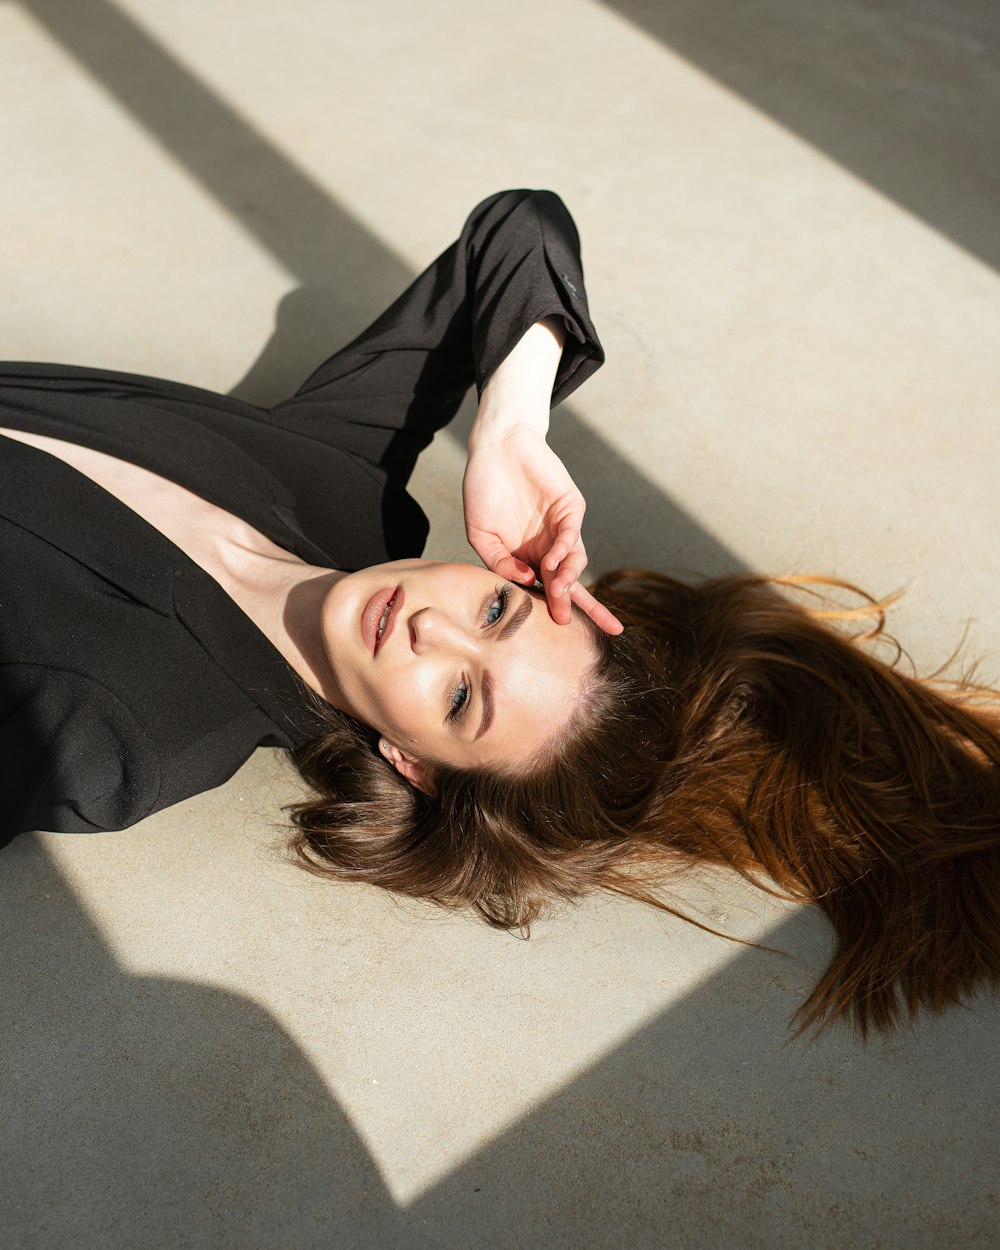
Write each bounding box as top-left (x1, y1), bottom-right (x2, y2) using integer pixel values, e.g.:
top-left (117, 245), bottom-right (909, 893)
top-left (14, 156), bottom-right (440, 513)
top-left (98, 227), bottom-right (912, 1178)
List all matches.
top-left (465, 317), bottom-right (622, 635)
top-left (463, 422), bottom-right (623, 635)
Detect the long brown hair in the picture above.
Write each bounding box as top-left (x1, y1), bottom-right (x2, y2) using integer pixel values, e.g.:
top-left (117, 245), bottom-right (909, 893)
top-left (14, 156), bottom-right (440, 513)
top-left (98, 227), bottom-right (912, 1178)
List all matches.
top-left (289, 570), bottom-right (1000, 1037)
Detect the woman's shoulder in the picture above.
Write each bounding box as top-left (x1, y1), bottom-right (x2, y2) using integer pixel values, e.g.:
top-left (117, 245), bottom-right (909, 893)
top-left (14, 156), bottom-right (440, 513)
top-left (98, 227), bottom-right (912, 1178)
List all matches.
top-left (0, 662), bottom-right (163, 838)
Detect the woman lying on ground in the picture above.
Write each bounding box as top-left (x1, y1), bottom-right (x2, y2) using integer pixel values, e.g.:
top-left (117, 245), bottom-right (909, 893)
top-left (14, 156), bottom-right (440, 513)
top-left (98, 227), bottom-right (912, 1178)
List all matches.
top-left (2, 191), bottom-right (998, 1037)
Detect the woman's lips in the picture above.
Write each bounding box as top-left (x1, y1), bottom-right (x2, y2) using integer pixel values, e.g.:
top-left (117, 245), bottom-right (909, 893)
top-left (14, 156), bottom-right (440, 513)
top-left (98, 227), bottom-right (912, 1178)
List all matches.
top-left (362, 585), bottom-right (401, 656)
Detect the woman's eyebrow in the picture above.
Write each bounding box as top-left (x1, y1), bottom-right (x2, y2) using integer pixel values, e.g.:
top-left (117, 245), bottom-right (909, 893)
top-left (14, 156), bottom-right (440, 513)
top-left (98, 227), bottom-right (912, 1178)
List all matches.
top-left (474, 591), bottom-right (534, 740)
top-left (498, 590), bottom-right (533, 640)
top-left (475, 671), bottom-right (496, 742)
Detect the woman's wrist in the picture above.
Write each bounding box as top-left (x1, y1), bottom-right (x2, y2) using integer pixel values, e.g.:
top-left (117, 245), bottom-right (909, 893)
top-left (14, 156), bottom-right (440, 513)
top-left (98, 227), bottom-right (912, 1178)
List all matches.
top-left (469, 317), bottom-right (566, 450)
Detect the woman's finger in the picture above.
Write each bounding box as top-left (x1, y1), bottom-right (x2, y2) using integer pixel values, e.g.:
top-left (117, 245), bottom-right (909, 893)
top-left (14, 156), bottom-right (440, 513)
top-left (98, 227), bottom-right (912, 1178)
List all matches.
top-left (541, 520), bottom-right (583, 574)
top-left (540, 559), bottom-right (573, 624)
top-left (570, 583), bottom-right (625, 635)
top-left (492, 553), bottom-right (537, 584)
top-left (546, 535), bottom-right (588, 599)
top-left (468, 532), bottom-right (534, 584)
top-left (544, 582), bottom-right (575, 625)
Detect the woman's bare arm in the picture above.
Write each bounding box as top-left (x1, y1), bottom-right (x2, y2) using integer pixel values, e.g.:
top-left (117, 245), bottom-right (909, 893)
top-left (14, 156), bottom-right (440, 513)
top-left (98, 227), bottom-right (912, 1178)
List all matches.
top-left (464, 317), bottom-right (622, 635)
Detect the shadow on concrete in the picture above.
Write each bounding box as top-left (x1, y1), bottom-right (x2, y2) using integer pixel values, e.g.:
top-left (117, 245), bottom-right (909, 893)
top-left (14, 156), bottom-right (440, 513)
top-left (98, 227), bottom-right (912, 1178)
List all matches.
top-left (597, 0), bottom-right (1000, 273)
top-left (3, 840), bottom-right (998, 1248)
top-left (6, 3), bottom-right (999, 1246)
top-left (415, 909), bottom-right (1000, 1249)
top-left (0, 839), bottom-right (418, 1248)
top-left (22, 0), bottom-right (744, 582)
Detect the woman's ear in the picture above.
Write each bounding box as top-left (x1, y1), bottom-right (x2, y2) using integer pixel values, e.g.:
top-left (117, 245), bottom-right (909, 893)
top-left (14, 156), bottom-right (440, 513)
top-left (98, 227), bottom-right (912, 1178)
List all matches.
top-left (378, 739), bottom-right (437, 797)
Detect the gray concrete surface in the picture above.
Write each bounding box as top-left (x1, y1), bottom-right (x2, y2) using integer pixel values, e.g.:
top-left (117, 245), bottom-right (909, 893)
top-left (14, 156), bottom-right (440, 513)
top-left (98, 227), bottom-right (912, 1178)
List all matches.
top-left (2, 1), bottom-right (999, 1246)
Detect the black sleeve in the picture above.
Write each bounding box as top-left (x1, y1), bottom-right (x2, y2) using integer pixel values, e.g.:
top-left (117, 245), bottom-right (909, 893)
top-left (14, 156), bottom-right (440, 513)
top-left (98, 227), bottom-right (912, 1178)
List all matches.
top-left (278, 189), bottom-right (605, 452)
top-left (464, 188), bottom-right (604, 406)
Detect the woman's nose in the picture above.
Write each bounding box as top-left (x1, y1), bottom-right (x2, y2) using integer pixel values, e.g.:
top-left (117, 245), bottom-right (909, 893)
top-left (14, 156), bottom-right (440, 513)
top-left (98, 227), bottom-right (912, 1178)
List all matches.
top-left (408, 607), bottom-right (472, 656)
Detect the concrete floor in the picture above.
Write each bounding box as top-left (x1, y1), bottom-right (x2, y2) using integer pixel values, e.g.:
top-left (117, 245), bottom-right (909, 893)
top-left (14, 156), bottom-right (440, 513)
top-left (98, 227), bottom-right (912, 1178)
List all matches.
top-left (2, 1), bottom-right (999, 1246)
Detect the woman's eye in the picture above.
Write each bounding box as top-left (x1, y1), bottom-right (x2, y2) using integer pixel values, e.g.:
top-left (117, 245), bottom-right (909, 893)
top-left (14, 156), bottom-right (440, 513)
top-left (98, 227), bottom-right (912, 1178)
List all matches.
top-left (485, 586), bottom-right (509, 627)
top-left (447, 678), bottom-right (470, 722)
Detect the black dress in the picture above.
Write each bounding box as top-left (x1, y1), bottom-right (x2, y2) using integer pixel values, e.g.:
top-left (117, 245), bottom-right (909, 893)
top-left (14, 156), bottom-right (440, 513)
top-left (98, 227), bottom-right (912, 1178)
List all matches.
top-left (0, 190), bottom-right (603, 839)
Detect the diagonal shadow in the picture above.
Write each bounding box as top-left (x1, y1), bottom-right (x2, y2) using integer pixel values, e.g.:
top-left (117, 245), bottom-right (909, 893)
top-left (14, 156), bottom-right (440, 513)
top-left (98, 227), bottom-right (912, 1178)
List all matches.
top-left (4, 838), bottom-right (997, 1248)
top-left (414, 904), bottom-right (1000, 1250)
top-left (0, 838), bottom-right (424, 1248)
top-left (21, 0), bottom-right (744, 581)
top-left (9, 4), bottom-right (998, 1248)
top-left (597, 0), bottom-right (1000, 274)
top-left (21, 0), bottom-right (409, 364)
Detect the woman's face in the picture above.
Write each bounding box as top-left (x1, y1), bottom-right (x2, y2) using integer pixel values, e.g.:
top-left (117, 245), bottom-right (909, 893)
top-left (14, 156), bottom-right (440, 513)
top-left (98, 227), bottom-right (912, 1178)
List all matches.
top-left (320, 560), bottom-right (596, 782)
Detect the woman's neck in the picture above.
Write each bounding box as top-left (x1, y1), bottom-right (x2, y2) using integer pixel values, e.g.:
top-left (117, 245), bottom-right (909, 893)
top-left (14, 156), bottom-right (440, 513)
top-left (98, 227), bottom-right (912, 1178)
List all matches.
top-left (228, 551), bottom-right (345, 698)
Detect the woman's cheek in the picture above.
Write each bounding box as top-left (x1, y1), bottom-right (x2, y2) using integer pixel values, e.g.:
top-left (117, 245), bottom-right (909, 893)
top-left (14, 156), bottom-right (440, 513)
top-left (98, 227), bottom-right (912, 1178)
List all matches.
top-left (381, 671), bottom-right (441, 750)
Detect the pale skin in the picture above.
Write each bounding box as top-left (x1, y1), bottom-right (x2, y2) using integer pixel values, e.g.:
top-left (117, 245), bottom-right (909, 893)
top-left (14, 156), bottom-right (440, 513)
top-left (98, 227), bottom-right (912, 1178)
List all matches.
top-left (316, 558), bottom-right (598, 792)
top-left (464, 316), bottom-right (623, 637)
top-left (0, 316), bottom-right (620, 790)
